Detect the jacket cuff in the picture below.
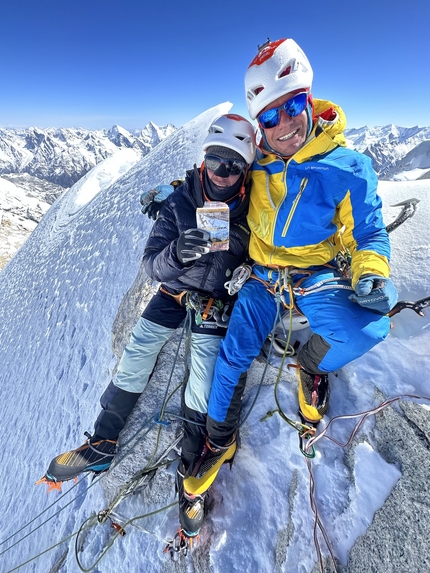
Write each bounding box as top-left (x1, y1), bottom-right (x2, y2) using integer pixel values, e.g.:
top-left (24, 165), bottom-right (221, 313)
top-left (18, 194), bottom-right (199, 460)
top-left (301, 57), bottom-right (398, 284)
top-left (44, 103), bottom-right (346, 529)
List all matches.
top-left (351, 250), bottom-right (390, 288)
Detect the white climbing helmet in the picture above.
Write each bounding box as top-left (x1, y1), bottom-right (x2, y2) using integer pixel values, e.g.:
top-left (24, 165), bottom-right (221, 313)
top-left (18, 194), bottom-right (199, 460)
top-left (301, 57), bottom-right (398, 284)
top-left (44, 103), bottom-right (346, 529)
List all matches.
top-left (202, 114), bottom-right (256, 165)
top-left (245, 38), bottom-right (313, 120)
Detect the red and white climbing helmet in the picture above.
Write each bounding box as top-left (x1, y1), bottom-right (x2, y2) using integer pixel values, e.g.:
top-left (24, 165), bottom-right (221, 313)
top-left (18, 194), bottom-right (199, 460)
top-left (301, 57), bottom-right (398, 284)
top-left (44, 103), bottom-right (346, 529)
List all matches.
top-left (245, 38), bottom-right (313, 120)
top-left (202, 114), bottom-right (256, 165)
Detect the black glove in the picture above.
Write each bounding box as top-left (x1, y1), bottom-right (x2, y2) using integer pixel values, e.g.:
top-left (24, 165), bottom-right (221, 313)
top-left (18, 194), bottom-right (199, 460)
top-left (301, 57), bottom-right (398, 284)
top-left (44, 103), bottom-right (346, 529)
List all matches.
top-left (176, 229), bottom-right (211, 264)
top-left (140, 184), bottom-right (175, 220)
top-left (144, 200), bottom-right (164, 220)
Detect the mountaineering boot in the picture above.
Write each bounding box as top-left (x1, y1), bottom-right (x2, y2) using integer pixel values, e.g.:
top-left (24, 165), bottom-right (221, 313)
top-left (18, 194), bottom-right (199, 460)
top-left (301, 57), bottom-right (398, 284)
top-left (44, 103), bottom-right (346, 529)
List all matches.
top-left (179, 486), bottom-right (208, 539)
top-left (176, 460), bottom-right (208, 539)
top-left (183, 435), bottom-right (236, 497)
top-left (45, 432), bottom-right (117, 482)
top-left (297, 366), bottom-right (330, 423)
top-left (174, 460), bottom-right (204, 539)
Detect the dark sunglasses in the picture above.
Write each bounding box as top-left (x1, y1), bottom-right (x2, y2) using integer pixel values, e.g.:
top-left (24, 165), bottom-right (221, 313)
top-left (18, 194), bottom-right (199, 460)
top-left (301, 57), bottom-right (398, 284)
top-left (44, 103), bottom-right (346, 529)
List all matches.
top-left (204, 154), bottom-right (247, 176)
top-left (258, 92), bottom-right (308, 129)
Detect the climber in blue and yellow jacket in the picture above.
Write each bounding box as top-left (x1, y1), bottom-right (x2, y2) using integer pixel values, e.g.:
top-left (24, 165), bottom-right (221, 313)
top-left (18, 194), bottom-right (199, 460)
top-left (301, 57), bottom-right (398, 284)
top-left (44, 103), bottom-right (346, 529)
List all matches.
top-left (183, 38), bottom-right (399, 497)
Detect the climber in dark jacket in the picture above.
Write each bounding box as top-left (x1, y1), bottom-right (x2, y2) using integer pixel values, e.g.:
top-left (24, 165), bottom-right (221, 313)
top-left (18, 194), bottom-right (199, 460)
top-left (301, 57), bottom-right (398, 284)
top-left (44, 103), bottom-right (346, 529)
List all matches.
top-left (143, 164), bottom-right (250, 300)
top-left (44, 114), bottom-right (256, 538)
top-left (140, 157), bottom-right (253, 475)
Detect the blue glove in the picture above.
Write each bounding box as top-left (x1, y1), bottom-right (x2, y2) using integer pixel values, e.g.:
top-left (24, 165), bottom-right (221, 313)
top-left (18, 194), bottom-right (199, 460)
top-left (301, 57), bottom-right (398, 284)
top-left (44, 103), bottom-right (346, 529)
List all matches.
top-left (140, 184), bottom-right (175, 219)
top-left (349, 274), bottom-right (398, 315)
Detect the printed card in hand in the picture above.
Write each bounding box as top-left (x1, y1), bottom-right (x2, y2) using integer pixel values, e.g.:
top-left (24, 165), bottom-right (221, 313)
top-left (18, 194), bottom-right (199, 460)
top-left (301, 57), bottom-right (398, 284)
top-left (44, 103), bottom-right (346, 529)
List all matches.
top-left (196, 202), bottom-right (229, 251)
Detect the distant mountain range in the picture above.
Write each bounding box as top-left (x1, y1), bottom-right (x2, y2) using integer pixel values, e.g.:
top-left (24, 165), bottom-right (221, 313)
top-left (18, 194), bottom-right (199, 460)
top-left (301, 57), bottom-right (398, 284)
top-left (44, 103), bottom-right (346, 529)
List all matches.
top-left (344, 124), bottom-right (430, 181)
top-left (1, 122), bottom-right (429, 194)
top-left (0, 122), bottom-right (175, 268)
top-left (0, 120), bottom-right (429, 269)
top-left (0, 122), bottom-right (176, 188)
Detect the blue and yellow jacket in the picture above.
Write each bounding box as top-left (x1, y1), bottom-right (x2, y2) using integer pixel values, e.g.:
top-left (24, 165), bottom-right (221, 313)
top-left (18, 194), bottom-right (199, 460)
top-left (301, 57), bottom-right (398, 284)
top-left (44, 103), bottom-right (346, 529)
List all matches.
top-left (247, 99), bottom-right (390, 287)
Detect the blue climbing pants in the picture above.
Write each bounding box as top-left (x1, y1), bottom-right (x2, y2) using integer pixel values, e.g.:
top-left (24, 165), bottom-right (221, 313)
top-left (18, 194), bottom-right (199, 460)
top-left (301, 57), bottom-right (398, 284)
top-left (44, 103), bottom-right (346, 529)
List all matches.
top-left (207, 266), bottom-right (390, 439)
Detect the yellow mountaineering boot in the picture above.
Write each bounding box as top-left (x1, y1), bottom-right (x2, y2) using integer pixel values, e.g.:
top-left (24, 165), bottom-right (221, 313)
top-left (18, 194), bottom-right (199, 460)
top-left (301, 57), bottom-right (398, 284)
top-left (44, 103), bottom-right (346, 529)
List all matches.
top-left (183, 436), bottom-right (236, 496)
top-left (179, 436), bottom-right (236, 538)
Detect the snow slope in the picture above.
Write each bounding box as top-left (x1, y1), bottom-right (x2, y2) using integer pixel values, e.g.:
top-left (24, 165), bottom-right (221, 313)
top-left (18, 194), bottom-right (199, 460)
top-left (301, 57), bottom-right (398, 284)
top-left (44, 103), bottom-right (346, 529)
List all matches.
top-left (0, 104), bottom-right (429, 573)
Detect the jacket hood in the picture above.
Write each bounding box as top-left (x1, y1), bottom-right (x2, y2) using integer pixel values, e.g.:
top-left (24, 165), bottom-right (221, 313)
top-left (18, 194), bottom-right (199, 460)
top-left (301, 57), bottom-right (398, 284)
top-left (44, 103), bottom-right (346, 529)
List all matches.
top-left (313, 98), bottom-right (347, 147)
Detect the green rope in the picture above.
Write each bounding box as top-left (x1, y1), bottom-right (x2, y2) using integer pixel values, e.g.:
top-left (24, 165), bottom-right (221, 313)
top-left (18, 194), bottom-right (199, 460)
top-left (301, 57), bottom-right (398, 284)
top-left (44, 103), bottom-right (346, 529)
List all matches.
top-left (72, 313), bottom-right (192, 571)
top-left (4, 499), bottom-right (178, 573)
top-left (0, 473), bottom-right (104, 559)
top-left (75, 501), bottom-right (177, 572)
top-left (257, 293), bottom-right (317, 458)
top-left (158, 308), bottom-right (192, 422)
top-left (5, 529), bottom-right (80, 573)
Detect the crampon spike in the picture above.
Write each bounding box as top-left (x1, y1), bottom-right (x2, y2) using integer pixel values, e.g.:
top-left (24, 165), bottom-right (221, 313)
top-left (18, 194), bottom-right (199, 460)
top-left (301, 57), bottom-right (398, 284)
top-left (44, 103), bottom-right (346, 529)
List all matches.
top-left (35, 476), bottom-right (63, 492)
top-left (163, 529), bottom-right (199, 559)
top-left (35, 475), bottom-right (78, 493)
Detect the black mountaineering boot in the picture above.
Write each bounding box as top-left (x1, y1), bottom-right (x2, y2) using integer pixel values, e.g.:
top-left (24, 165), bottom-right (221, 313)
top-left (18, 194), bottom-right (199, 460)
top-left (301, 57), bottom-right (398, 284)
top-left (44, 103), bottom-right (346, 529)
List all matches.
top-left (45, 432), bottom-right (117, 483)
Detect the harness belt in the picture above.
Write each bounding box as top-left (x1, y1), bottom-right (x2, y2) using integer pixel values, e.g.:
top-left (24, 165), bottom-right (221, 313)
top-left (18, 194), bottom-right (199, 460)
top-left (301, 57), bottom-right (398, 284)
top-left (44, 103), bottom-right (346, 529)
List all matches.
top-left (159, 286), bottom-right (227, 326)
top-left (159, 286), bottom-right (187, 307)
top-left (250, 264), bottom-right (353, 314)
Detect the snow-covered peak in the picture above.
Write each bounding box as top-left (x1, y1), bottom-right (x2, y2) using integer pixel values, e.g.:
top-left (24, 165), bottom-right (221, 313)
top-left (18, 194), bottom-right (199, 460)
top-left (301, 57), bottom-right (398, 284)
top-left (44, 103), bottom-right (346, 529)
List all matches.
top-left (139, 121), bottom-right (177, 148)
top-left (345, 124), bottom-right (430, 179)
top-left (345, 124), bottom-right (430, 152)
top-left (390, 140), bottom-right (430, 181)
top-left (0, 121), bottom-right (178, 187)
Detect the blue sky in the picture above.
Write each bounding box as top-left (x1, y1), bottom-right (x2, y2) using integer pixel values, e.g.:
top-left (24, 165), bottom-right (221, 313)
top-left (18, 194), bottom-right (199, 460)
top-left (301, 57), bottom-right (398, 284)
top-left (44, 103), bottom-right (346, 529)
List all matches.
top-left (1, 0), bottom-right (429, 131)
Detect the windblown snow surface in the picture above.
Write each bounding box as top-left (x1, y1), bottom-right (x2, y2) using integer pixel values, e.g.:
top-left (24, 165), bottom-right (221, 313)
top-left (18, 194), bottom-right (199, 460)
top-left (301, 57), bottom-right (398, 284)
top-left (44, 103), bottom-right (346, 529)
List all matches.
top-left (0, 103), bottom-right (429, 573)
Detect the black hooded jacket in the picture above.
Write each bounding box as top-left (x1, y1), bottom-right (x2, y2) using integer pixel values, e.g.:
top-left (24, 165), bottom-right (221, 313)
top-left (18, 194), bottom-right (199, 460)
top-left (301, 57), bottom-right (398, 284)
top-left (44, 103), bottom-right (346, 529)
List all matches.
top-left (143, 166), bottom-right (250, 301)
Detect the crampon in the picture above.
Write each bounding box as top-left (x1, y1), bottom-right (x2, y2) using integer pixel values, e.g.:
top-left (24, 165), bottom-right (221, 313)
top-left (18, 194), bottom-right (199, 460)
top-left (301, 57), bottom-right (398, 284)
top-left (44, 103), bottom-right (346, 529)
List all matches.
top-left (35, 475), bottom-right (81, 493)
top-left (35, 467), bottom-right (106, 493)
top-left (163, 529), bottom-right (199, 560)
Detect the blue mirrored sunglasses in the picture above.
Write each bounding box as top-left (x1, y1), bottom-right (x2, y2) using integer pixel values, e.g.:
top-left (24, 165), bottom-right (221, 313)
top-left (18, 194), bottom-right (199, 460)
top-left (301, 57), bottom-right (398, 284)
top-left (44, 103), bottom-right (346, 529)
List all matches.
top-left (204, 154), bottom-right (247, 175)
top-left (258, 92), bottom-right (308, 129)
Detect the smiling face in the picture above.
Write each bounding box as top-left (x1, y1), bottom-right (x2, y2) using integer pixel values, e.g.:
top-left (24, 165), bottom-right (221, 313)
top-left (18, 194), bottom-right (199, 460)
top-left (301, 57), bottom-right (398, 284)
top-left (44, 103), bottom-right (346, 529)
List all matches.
top-left (261, 91), bottom-right (309, 156)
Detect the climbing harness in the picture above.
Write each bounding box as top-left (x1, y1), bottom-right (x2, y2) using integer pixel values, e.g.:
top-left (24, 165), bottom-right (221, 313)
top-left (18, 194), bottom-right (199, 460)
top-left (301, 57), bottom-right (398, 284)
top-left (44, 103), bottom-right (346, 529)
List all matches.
top-left (185, 291), bottom-right (229, 326)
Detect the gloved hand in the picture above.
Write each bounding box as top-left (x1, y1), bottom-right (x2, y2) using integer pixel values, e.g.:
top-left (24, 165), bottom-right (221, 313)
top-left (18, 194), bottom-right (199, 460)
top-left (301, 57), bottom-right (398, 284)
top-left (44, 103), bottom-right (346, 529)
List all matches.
top-left (349, 274), bottom-right (398, 314)
top-left (176, 229), bottom-right (211, 264)
top-left (144, 200), bottom-right (164, 220)
top-left (140, 184), bottom-right (175, 220)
